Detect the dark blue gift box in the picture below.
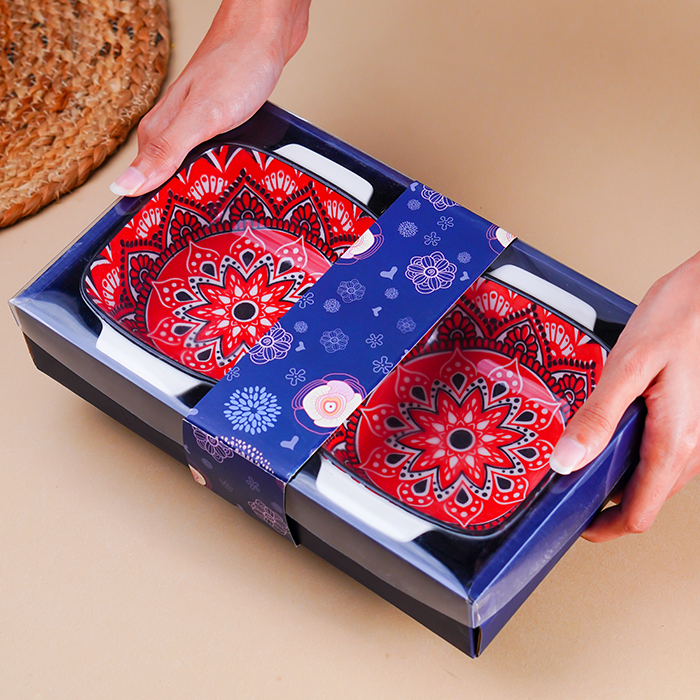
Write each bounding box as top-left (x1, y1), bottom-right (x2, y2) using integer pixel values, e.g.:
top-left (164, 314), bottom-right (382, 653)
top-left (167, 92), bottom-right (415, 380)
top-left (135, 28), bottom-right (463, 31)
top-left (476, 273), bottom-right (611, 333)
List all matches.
top-left (9, 103), bottom-right (644, 656)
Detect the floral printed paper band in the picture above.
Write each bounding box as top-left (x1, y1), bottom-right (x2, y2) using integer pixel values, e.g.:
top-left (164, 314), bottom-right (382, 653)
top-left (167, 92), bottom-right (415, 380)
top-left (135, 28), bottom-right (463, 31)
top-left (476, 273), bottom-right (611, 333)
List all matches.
top-left (185, 183), bottom-right (514, 538)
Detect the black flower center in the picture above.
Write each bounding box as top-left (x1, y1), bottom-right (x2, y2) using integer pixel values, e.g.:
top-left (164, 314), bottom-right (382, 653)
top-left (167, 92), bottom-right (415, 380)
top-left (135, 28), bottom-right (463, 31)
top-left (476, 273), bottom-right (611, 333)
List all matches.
top-left (232, 300), bottom-right (257, 322)
top-left (447, 428), bottom-right (475, 451)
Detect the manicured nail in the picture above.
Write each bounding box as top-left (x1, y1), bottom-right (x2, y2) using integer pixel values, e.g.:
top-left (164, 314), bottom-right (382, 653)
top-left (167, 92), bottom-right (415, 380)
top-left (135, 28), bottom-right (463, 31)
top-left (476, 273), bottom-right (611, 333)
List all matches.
top-left (549, 437), bottom-right (588, 475)
top-left (109, 166), bottom-right (146, 196)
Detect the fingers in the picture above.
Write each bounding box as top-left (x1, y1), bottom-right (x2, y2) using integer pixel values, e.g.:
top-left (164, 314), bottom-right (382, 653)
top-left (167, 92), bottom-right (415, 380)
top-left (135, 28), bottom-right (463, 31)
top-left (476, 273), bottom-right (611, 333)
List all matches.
top-left (136, 82), bottom-right (189, 152)
top-left (582, 437), bottom-right (672, 542)
top-left (551, 252), bottom-right (700, 541)
top-left (583, 458), bottom-right (677, 543)
top-left (109, 73), bottom-right (259, 197)
top-left (549, 254), bottom-right (700, 479)
top-left (111, 100), bottom-right (224, 197)
top-left (549, 342), bottom-right (660, 475)
top-left (582, 367), bottom-right (700, 541)
top-left (110, 75), bottom-right (225, 197)
top-left (668, 452), bottom-right (700, 499)
top-left (109, 60), bottom-right (278, 197)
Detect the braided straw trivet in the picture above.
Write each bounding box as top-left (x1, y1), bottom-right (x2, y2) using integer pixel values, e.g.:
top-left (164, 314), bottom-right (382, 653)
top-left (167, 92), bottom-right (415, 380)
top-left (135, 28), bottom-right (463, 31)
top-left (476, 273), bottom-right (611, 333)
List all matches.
top-left (0, 0), bottom-right (170, 228)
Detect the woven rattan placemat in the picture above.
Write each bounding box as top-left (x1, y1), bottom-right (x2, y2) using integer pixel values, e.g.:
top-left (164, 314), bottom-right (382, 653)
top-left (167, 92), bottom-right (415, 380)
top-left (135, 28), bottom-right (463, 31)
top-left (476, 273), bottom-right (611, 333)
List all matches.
top-left (0, 0), bottom-right (170, 228)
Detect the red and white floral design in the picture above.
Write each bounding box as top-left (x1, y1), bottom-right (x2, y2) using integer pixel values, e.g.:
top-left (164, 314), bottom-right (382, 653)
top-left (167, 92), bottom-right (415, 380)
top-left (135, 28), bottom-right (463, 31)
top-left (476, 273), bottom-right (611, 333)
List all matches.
top-left (83, 145), bottom-right (374, 381)
top-left (324, 278), bottom-right (607, 534)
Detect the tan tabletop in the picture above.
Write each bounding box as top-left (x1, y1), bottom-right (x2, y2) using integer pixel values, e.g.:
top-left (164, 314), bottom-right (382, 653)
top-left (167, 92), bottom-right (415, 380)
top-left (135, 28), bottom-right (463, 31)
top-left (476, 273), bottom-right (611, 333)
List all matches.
top-left (2, 1), bottom-right (699, 697)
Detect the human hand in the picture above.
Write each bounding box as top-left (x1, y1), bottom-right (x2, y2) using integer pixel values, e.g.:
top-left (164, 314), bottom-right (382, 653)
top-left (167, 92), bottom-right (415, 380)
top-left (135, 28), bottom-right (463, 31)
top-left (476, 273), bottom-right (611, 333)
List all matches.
top-left (110, 0), bottom-right (311, 197)
top-left (549, 250), bottom-right (700, 542)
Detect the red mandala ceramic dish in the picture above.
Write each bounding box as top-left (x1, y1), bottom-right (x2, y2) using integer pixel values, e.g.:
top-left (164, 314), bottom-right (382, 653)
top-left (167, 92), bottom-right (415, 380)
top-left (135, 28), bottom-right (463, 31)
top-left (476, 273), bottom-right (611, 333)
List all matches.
top-left (82, 145), bottom-right (374, 381)
top-left (323, 277), bottom-right (608, 534)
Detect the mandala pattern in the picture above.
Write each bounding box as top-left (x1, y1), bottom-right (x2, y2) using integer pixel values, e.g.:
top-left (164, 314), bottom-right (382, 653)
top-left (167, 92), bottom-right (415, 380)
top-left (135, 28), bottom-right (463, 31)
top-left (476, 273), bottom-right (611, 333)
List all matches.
top-left (323, 277), bottom-right (607, 534)
top-left (82, 145), bottom-right (374, 381)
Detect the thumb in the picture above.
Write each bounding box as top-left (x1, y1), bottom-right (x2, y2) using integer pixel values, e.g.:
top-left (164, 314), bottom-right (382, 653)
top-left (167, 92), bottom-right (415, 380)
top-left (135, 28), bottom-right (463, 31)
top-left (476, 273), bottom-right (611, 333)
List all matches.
top-left (109, 105), bottom-right (219, 198)
top-left (549, 349), bottom-right (650, 475)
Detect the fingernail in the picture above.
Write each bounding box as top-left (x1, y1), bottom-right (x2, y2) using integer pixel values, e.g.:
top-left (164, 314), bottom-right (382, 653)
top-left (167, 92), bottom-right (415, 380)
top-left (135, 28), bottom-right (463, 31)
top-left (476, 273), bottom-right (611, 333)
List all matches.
top-left (109, 166), bottom-right (146, 196)
top-left (549, 437), bottom-right (588, 475)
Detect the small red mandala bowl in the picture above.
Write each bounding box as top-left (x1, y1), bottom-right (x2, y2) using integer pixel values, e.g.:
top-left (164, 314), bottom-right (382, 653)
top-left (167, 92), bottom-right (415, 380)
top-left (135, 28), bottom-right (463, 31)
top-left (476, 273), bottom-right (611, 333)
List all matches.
top-left (82, 144), bottom-right (374, 382)
top-left (323, 276), bottom-right (608, 535)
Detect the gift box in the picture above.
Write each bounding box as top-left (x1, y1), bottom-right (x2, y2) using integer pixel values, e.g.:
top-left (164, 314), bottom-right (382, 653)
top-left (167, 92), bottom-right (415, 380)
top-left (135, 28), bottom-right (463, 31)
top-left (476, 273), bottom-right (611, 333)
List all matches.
top-left (9, 103), bottom-right (644, 656)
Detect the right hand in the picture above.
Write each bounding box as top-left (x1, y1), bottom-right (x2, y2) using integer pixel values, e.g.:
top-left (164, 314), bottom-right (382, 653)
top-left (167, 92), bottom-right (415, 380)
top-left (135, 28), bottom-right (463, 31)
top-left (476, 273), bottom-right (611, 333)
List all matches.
top-left (110, 0), bottom-right (312, 197)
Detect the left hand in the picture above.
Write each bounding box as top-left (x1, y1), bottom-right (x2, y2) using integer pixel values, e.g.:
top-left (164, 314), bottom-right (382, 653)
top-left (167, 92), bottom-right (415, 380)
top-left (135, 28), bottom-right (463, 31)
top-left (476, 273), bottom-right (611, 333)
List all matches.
top-left (549, 249), bottom-right (700, 542)
top-left (110, 0), bottom-right (312, 198)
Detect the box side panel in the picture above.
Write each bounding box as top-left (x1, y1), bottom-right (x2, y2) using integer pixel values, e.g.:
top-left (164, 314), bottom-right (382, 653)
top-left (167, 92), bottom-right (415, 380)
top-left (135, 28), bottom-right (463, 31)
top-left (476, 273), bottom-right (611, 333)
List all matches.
top-left (25, 335), bottom-right (188, 465)
top-left (470, 400), bottom-right (645, 629)
top-left (289, 515), bottom-right (478, 657)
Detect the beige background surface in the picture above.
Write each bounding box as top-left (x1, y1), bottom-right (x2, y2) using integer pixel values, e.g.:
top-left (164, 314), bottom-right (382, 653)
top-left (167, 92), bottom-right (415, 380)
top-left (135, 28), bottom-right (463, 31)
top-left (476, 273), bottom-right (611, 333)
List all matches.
top-left (2, 1), bottom-right (700, 697)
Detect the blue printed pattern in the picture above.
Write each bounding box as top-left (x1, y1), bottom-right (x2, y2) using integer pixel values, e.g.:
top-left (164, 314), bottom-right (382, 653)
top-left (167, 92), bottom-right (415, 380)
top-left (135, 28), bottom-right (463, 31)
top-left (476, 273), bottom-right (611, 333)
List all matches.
top-left (185, 183), bottom-right (513, 511)
top-left (183, 420), bottom-right (292, 542)
top-left (223, 386), bottom-right (281, 434)
top-left (320, 328), bottom-right (349, 353)
top-left (248, 324), bottom-right (293, 365)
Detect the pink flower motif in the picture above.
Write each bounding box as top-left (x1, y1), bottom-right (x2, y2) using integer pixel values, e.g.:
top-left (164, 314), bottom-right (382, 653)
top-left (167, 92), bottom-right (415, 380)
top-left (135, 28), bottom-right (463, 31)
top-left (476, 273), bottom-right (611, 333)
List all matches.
top-left (302, 380), bottom-right (364, 429)
top-left (487, 225), bottom-right (515, 252)
top-left (189, 466), bottom-right (208, 487)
